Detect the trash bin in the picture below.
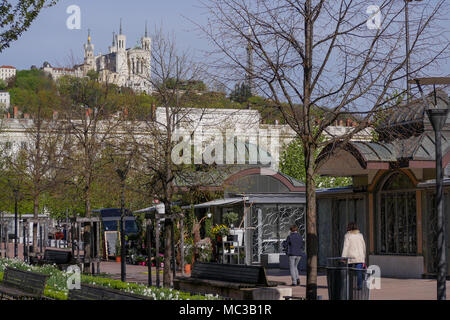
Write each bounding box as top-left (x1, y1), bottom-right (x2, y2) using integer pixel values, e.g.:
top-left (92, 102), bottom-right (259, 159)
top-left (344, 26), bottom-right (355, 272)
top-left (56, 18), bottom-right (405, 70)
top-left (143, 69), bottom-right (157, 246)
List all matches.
top-left (326, 257), bottom-right (373, 300)
top-left (326, 257), bottom-right (350, 300)
top-left (348, 266), bottom-right (373, 300)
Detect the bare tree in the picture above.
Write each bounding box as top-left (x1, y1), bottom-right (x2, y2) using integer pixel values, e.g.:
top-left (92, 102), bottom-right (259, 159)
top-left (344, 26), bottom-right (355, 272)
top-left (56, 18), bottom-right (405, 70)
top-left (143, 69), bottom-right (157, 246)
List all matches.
top-left (3, 102), bottom-right (70, 254)
top-left (131, 28), bottom-right (210, 287)
top-left (58, 77), bottom-right (124, 217)
top-left (198, 0), bottom-right (449, 299)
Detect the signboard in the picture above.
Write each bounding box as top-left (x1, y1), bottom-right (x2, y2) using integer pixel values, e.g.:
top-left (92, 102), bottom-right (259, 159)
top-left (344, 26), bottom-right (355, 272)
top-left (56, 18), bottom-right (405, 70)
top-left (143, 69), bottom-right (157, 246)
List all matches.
top-left (105, 231), bottom-right (119, 257)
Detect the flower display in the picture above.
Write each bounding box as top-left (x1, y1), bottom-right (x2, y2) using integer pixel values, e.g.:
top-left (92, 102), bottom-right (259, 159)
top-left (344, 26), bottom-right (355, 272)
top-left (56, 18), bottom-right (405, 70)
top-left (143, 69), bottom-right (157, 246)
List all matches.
top-left (0, 257), bottom-right (220, 300)
top-left (211, 224), bottom-right (229, 238)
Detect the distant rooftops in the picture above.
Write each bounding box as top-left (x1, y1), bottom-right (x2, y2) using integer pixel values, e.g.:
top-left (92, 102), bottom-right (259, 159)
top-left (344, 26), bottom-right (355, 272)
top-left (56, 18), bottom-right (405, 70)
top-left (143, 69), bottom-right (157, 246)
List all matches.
top-left (0, 65), bottom-right (16, 69)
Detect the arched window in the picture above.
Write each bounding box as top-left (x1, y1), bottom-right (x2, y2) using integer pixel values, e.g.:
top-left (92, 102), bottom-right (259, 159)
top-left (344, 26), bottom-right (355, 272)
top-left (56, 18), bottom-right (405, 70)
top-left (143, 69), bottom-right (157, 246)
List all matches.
top-left (377, 171), bottom-right (417, 255)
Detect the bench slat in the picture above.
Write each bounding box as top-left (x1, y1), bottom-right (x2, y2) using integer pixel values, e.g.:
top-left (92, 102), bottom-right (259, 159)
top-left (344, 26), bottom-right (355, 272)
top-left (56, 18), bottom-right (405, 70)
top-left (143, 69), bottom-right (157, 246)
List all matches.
top-left (0, 267), bottom-right (48, 299)
top-left (68, 283), bottom-right (152, 300)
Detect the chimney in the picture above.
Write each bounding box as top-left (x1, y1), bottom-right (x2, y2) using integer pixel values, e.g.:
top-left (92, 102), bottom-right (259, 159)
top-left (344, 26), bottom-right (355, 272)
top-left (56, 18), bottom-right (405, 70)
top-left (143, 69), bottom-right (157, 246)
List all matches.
top-left (7, 112), bottom-right (10, 118)
top-left (53, 111), bottom-right (58, 120)
top-left (13, 106), bottom-right (18, 118)
top-left (339, 120), bottom-right (344, 126)
top-left (24, 113), bottom-right (30, 119)
top-left (347, 119), bottom-right (351, 127)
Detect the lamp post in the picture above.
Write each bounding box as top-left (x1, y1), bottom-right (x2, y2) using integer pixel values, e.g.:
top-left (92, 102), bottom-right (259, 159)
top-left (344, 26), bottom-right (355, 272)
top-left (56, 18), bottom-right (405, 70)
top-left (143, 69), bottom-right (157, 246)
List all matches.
top-left (427, 107), bottom-right (448, 301)
top-left (13, 188), bottom-right (18, 258)
top-left (411, 77), bottom-right (450, 300)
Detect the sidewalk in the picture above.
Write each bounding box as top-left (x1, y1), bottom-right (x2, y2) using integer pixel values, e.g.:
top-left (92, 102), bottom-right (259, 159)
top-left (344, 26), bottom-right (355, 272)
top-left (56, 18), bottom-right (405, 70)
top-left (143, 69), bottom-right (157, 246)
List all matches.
top-left (3, 244), bottom-right (449, 300)
top-left (99, 261), bottom-right (450, 300)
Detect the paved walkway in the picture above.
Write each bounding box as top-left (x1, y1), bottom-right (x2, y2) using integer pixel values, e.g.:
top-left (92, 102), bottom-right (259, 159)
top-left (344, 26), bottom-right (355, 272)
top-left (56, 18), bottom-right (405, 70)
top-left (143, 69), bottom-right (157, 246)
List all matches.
top-left (2, 244), bottom-right (449, 300)
top-left (99, 261), bottom-right (450, 300)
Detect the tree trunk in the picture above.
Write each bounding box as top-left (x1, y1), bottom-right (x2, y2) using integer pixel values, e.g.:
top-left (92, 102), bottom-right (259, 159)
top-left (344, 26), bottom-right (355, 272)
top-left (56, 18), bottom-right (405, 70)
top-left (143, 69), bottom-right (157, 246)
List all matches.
top-left (33, 194), bottom-right (39, 254)
top-left (163, 212), bottom-right (172, 287)
top-left (305, 144), bottom-right (318, 300)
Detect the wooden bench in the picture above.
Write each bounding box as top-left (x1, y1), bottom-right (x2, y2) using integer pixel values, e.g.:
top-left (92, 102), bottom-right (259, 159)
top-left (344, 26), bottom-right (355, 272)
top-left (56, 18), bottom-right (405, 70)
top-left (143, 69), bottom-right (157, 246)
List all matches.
top-left (173, 262), bottom-right (287, 300)
top-left (68, 283), bottom-right (152, 300)
top-left (36, 249), bottom-right (74, 270)
top-left (0, 267), bottom-right (49, 300)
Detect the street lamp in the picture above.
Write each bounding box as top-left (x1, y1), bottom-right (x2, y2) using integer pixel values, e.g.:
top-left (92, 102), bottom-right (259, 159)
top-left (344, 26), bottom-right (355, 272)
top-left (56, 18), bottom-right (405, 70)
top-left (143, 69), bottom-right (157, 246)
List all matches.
top-left (410, 77), bottom-right (450, 300)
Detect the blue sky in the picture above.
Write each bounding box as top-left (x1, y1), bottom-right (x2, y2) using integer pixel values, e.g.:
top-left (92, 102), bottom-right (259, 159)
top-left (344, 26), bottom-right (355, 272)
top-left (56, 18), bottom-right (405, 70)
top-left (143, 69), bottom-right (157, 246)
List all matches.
top-left (0, 0), bottom-right (210, 69)
top-left (0, 0), bottom-right (448, 78)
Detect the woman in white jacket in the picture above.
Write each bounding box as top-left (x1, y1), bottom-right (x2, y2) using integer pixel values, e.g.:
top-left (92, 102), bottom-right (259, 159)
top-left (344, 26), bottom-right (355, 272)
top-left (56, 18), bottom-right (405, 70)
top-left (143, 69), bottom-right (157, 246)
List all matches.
top-left (341, 222), bottom-right (366, 289)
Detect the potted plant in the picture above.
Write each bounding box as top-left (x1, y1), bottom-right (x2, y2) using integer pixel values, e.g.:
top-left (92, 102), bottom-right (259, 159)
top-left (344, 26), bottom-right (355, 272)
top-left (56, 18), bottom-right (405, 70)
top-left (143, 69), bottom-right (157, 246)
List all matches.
top-left (211, 224), bottom-right (230, 243)
top-left (184, 238), bottom-right (194, 273)
top-left (223, 212), bottom-right (239, 228)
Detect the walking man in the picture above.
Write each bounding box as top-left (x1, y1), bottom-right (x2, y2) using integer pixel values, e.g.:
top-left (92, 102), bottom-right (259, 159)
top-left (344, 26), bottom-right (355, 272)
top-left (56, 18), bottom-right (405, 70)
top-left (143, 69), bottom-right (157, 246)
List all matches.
top-left (285, 225), bottom-right (304, 286)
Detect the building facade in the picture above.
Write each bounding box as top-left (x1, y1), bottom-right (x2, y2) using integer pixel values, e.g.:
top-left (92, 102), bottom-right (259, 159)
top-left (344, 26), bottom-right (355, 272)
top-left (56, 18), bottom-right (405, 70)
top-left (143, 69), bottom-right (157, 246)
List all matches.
top-left (0, 65), bottom-right (16, 82)
top-left (40, 23), bottom-right (152, 93)
top-left (76, 24), bottom-right (152, 93)
top-left (0, 91), bottom-right (10, 110)
top-left (316, 90), bottom-right (450, 278)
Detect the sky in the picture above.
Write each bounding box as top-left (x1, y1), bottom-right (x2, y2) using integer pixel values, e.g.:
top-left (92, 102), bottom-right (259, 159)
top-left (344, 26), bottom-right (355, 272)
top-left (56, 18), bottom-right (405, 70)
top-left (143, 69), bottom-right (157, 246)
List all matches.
top-left (0, 0), bottom-right (449, 78)
top-left (0, 0), bottom-right (211, 69)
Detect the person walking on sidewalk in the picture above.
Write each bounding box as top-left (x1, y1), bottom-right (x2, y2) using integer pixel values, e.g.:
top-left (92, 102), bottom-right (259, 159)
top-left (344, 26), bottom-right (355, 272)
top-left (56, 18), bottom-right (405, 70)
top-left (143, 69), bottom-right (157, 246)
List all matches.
top-left (341, 222), bottom-right (366, 289)
top-left (284, 225), bottom-right (304, 286)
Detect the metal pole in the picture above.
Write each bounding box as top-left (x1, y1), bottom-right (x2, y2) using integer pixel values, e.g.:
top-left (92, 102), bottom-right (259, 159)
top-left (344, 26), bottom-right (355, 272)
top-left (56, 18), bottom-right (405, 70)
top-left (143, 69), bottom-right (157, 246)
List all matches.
top-left (156, 217), bottom-right (160, 288)
top-left (435, 126), bottom-right (447, 300)
top-left (23, 221), bottom-right (28, 263)
top-left (39, 224), bottom-right (43, 253)
top-left (180, 217), bottom-right (185, 276)
top-left (171, 219), bottom-right (176, 280)
top-left (120, 183), bottom-right (126, 282)
top-left (120, 216), bottom-right (126, 281)
top-left (14, 190), bottom-right (18, 258)
top-left (148, 221), bottom-right (153, 285)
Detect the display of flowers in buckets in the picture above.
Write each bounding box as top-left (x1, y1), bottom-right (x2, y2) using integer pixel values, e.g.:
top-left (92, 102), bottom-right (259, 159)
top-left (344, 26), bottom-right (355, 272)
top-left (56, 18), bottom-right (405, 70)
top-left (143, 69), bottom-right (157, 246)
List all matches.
top-left (211, 224), bottom-right (229, 243)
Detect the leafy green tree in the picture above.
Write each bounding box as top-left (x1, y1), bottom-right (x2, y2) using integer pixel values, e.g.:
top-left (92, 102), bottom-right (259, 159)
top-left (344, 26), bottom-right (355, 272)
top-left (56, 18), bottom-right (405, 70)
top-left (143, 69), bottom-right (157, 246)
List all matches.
top-left (0, 1), bottom-right (59, 52)
top-left (280, 137), bottom-right (352, 189)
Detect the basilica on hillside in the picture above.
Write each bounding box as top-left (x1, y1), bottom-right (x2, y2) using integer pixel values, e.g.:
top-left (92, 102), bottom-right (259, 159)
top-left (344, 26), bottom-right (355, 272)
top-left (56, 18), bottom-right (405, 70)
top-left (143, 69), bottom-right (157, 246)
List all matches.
top-left (42, 21), bottom-right (152, 93)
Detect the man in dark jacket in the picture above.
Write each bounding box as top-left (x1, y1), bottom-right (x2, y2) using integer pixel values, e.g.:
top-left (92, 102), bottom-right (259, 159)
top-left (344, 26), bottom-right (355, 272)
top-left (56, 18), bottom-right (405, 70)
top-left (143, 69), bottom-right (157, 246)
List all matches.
top-left (285, 225), bottom-right (304, 286)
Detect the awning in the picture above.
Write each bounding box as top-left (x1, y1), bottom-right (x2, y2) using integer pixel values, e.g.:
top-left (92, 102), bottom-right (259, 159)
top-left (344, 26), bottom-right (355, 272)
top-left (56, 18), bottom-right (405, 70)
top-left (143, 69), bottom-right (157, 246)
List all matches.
top-left (246, 194), bottom-right (305, 204)
top-left (181, 198), bottom-right (244, 210)
top-left (133, 204), bottom-right (165, 214)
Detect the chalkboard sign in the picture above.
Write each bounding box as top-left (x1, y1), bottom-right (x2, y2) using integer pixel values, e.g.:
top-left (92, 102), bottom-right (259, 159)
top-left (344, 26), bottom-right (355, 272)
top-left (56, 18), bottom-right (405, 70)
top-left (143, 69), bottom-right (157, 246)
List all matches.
top-left (105, 231), bottom-right (120, 257)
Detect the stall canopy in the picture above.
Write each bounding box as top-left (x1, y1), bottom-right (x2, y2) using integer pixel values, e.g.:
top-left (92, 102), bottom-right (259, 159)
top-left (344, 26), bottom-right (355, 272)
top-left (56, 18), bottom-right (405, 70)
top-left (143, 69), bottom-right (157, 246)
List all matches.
top-left (181, 198), bottom-right (244, 210)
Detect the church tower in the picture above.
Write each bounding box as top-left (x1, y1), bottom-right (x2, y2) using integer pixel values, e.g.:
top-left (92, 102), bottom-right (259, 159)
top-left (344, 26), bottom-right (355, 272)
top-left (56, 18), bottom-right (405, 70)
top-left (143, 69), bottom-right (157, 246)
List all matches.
top-left (83, 29), bottom-right (95, 72)
top-left (116, 19), bottom-right (126, 51)
top-left (141, 21), bottom-right (151, 51)
top-left (115, 19), bottom-right (128, 84)
top-left (109, 32), bottom-right (117, 54)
